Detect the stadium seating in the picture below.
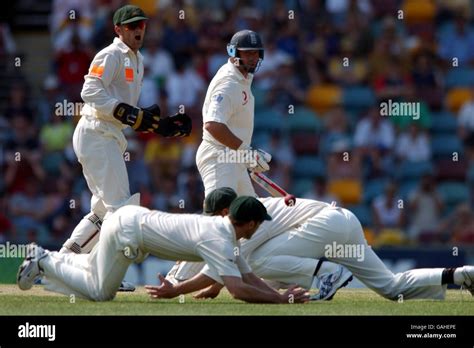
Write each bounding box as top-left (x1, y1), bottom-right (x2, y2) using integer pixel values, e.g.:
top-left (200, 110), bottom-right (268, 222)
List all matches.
top-left (287, 107), bottom-right (321, 132)
top-left (346, 203), bottom-right (372, 227)
top-left (402, 0), bottom-right (436, 24)
top-left (437, 182), bottom-right (470, 206)
top-left (363, 178), bottom-right (390, 203)
top-left (445, 88), bottom-right (471, 113)
top-left (342, 86), bottom-right (376, 110)
top-left (252, 87), bottom-right (268, 112)
top-left (435, 158), bottom-right (467, 181)
top-left (445, 68), bottom-right (474, 88)
top-left (254, 108), bottom-right (284, 132)
top-left (328, 179), bottom-right (363, 205)
top-left (431, 134), bottom-right (463, 159)
top-left (292, 156), bottom-right (326, 179)
top-left (429, 111), bottom-right (458, 135)
top-left (306, 84), bottom-right (342, 114)
top-left (395, 160), bottom-right (434, 180)
top-left (291, 178), bottom-right (314, 197)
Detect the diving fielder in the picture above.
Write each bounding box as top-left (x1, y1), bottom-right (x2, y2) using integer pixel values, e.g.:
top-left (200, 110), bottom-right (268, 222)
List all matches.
top-left (168, 190), bottom-right (474, 301)
top-left (17, 197), bottom-right (309, 304)
top-left (61, 5), bottom-right (191, 255)
top-left (167, 29), bottom-right (272, 282)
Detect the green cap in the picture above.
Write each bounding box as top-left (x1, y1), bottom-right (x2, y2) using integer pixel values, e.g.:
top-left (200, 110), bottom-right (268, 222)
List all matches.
top-left (229, 196), bottom-right (272, 222)
top-left (113, 5), bottom-right (148, 25)
top-left (204, 187), bottom-right (237, 215)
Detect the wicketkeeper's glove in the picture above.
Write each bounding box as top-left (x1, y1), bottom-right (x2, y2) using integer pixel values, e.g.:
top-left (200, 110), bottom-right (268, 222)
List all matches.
top-left (113, 103), bottom-right (161, 132)
top-left (155, 112), bottom-right (192, 137)
top-left (240, 145), bottom-right (272, 173)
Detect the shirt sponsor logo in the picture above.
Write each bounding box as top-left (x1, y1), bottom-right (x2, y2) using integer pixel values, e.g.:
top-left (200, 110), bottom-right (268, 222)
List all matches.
top-left (90, 65), bottom-right (104, 78)
top-left (125, 67), bottom-right (134, 82)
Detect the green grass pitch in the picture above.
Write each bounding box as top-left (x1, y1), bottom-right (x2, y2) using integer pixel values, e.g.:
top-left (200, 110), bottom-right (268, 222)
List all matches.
top-left (1, 285), bottom-right (473, 315)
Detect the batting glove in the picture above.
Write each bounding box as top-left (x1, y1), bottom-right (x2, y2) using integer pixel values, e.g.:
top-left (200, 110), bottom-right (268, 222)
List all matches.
top-left (240, 145), bottom-right (272, 173)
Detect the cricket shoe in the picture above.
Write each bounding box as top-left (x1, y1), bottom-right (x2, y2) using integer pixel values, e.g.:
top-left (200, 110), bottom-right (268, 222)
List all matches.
top-left (310, 266), bottom-right (353, 301)
top-left (118, 281), bottom-right (136, 292)
top-left (459, 265), bottom-right (474, 296)
top-left (17, 243), bottom-right (47, 290)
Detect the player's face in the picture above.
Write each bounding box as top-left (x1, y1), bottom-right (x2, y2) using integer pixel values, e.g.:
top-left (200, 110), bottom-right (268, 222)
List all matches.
top-left (116, 20), bottom-right (147, 52)
top-left (243, 220), bottom-right (261, 239)
top-left (239, 50), bottom-right (260, 71)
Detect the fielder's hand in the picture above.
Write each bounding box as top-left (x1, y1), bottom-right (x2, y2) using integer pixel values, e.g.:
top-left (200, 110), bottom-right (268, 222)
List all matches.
top-left (281, 285), bottom-right (310, 304)
top-left (113, 103), bottom-right (161, 132)
top-left (240, 145), bottom-right (272, 173)
top-left (145, 274), bottom-right (178, 299)
top-left (193, 283), bottom-right (223, 299)
top-left (155, 112), bottom-right (192, 137)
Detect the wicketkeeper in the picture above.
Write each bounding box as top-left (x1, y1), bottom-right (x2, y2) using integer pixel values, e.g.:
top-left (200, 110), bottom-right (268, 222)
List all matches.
top-left (60, 5), bottom-right (191, 262)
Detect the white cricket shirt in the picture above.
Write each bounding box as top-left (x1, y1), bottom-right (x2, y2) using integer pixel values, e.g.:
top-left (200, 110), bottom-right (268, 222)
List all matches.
top-left (240, 197), bottom-right (331, 257)
top-left (201, 59), bottom-right (255, 147)
top-left (136, 209), bottom-right (251, 284)
top-left (80, 37), bottom-right (144, 128)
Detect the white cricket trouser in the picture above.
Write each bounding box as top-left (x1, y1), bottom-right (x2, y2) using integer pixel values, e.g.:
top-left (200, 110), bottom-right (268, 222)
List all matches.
top-left (62, 116), bottom-right (133, 253)
top-left (42, 206), bottom-right (146, 301)
top-left (171, 140), bottom-right (257, 280)
top-left (74, 116), bottom-right (130, 215)
top-left (195, 140), bottom-right (256, 197)
top-left (248, 206), bottom-right (446, 300)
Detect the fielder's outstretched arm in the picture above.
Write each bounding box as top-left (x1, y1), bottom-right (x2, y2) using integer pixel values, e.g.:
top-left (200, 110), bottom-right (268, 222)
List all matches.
top-left (145, 273), bottom-right (215, 299)
top-left (146, 272), bottom-right (309, 304)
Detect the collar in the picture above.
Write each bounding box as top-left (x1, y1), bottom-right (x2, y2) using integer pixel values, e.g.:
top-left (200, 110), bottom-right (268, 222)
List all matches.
top-left (113, 37), bottom-right (131, 54)
top-left (226, 58), bottom-right (253, 84)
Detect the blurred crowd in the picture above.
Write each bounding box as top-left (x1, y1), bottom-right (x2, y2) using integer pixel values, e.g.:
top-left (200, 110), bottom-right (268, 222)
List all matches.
top-left (1, 0), bottom-right (474, 249)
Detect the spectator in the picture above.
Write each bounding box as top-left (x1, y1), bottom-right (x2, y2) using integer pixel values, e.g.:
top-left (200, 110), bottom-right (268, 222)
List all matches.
top-left (138, 65), bottom-right (160, 108)
top-left (408, 174), bottom-right (444, 242)
top-left (395, 124), bottom-right (431, 163)
top-left (50, 0), bottom-right (94, 52)
top-left (266, 57), bottom-right (305, 112)
top-left (0, 195), bottom-right (13, 243)
top-left (145, 137), bottom-right (183, 180)
top-left (4, 82), bottom-right (33, 121)
top-left (458, 84), bottom-right (474, 141)
top-left (165, 57), bottom-right (205, 113)
top-left (55, 33), bottom-right (92, 101)
top-left (142, 35), bottom-right (175, 87)
top-left (254, 38), bottom-right (291, 91)
top-left (125, 138), bottom-right (151, 195)
top-left (373, 55), bottom-right (414, 102)
top-left (320, 107), bottom-right (352, 156)
top-left (40, 113), bottom-right (73, 153)
top-left (372, 181), bottom-right (405, 234)
top-left (354, 106), bottom-right (395, 177)
top-left (8, 180), bottom-right (48, 242)
top-left (438, 11), bottom-right (474, 66)
top-left (446, 203), bottom-right (474, 244)
top-left (4, 114), bottom-right (45, 193)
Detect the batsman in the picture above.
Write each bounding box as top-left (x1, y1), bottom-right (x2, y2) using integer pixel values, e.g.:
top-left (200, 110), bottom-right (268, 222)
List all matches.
top-left (60, 5), bottom-right (191, 272)
top-left (167, 29), bottom-right (272, 282)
